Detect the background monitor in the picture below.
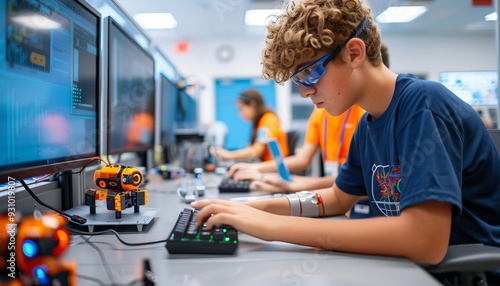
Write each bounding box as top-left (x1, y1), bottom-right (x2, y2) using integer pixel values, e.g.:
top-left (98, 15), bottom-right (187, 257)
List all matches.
top-left (182, 91), bottom-right (197, 124)
top-left (160, 74), bottom-right (178, 162)
top-left (439, 71), bottom-right (498, 106)
top-left (0, 0), bottom-right (101, 182)
top-left (175, 89), bottom-right (197, 126)
top-left (107, 17), bottom-right (155, 155)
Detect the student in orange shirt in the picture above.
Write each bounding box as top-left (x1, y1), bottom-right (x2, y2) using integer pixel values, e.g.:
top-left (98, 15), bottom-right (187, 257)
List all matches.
top-left (214, 89), bottom-right (288, 162)
top-left (229, 106), bottom-right (365, 192)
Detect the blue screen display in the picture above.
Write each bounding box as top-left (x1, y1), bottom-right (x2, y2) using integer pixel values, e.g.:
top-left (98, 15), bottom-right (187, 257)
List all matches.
top-left (0, 0), bottom-right (100, 178)
top-left (440, 71), bottom-right (498, 106)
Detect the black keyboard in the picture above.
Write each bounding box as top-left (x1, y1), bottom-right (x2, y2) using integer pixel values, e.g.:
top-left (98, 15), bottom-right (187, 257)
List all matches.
top-left (218, 177), bottom-right (251, 193)
top-left (166, 208), bottom-right (238, 254)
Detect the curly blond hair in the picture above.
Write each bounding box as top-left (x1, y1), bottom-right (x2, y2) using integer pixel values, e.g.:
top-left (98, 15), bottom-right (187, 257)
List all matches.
top-left (262, 0), bottom-right (382, 83)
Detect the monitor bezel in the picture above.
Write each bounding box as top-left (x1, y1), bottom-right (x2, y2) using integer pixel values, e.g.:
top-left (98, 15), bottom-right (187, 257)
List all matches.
top-left (0, 0), bottom-right (102, 183)
top-left (106, 17), bottom-right (156, 155)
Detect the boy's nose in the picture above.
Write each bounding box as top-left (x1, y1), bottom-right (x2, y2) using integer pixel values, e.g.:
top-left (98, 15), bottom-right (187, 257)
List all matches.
top-left (299, 85), bottom-right (316, 99)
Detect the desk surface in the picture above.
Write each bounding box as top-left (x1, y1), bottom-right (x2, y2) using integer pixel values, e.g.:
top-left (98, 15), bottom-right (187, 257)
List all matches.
top-left (65, 173), bottom-right (442, 286)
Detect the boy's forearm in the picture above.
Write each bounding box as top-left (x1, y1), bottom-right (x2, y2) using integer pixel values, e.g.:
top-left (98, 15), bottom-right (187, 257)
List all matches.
top-left (266, 201), bottom-right (451, 265)
top-left (288, 176), bottom-right (334, 192)
top-left (246, 197), bottom-right (290, 215)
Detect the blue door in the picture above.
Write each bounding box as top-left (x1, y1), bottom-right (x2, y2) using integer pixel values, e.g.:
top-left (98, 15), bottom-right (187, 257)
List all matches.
top-left (215, 78), bottom-right (276, 150)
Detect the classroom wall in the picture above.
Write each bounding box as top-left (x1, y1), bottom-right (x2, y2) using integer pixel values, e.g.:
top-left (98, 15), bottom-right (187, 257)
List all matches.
top-left (382, 33), bottom-right (497, 80)
top-left (156, 32), bottom-right (497, 130)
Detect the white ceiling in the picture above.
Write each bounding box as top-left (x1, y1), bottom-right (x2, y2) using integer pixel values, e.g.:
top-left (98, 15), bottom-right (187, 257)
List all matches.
top-left (112, 0), bottom-right (497, 42)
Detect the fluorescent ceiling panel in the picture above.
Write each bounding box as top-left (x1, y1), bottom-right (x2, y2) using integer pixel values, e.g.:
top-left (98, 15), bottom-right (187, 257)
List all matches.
top-left (134, 13), bottom-right (178, 29)
top-left (376, 6), bottom-right (428, 23)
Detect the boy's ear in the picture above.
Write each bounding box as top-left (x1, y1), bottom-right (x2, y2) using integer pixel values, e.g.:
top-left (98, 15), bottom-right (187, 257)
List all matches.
top-left (344, 38), bottom-right (366, 68)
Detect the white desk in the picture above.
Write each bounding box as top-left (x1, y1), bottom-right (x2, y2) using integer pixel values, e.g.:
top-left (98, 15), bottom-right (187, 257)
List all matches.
top-left (65, 174), bottom-right (442, 285)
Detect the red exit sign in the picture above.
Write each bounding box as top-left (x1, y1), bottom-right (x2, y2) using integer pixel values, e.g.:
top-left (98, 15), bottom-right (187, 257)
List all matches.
top-left (473, 0), bottom-right (492, 6)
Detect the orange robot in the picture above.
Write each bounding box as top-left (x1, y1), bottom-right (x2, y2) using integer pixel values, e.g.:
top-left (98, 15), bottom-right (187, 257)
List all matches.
top-left (1, 213), bottom-right (75, 286)
top-left (85, 165), bottom-right (148, 219)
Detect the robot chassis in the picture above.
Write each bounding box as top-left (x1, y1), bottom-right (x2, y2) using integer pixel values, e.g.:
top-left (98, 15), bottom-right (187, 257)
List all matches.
top-left (85, 165), bottom-right (148, 219)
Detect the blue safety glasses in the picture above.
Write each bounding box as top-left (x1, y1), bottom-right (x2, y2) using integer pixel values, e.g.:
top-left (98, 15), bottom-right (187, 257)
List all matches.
top-left (290, 49), bottom-right (340, 87)
top-left (290, 17), bottom-right (369, 87)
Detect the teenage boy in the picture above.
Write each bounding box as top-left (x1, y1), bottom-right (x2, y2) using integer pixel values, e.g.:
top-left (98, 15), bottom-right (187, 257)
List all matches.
top-left (227, 44), bottom-right (390, 194)
top-left (192, 0), bottom-right (500, 283)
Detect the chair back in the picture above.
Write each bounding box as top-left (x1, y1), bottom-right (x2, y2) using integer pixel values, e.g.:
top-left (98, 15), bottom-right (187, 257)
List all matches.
top-left (286, 130), bottom-right (300, 156)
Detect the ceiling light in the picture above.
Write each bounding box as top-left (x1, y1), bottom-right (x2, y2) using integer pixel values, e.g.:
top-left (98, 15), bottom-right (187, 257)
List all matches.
top-left (245, 9), bottom-right (282, 26)
top-left (11, 15), bottom-right (61, 29)
top-left (133, 13), bottom-right (177, 29)
top-left (485, 12), bottom-right (497, 21)
top-left (376, 6), bottom-right (428, 23)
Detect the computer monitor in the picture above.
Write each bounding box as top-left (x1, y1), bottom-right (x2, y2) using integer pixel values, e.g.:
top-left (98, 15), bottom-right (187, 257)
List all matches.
top-left (439, 71), bottom-right (498, 106)
top-left (0, 0), bottom-right (101, 183)
top-left (182, 91), bottom-right (197, 123)
top-left (175, 90), bottom-right (197, 125)
top-left (160, 74), bottom-right (178, 162)
top-left (107, 17), bottom-right (155, 155)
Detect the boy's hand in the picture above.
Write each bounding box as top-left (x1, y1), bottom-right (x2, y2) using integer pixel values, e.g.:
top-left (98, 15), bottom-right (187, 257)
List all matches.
top-left (190, 199), bottom-right (276, 241)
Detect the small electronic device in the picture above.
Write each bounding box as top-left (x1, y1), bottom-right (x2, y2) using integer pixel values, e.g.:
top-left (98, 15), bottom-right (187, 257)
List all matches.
top-left (166, 208), bottom-right (238, 254)
top-left (85, 165), bottom-right (148, 219)
top-left (267, 139), bottom-right (292, 182)
top-left (176, 168), bottom-right (205, 203)
top-left (12, 212), bottom-right (76, 285)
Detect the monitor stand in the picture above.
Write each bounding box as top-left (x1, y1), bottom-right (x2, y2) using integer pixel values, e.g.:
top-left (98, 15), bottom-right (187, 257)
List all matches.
top-left (64, 205), bottom-right (159, 232)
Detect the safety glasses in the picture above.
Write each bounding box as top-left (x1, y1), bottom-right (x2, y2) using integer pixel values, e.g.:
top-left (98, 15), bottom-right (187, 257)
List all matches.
top-left (290, 17), bottom-right (369, 87)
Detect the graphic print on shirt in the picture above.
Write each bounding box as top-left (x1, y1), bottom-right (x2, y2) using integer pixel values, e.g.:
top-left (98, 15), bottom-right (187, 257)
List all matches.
top-left (371, 164), bottom-right (401, 216)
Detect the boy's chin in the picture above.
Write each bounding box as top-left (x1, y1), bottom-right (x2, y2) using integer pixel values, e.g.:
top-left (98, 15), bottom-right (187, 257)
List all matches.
top-left (325, 106), bottom-right (347, 117)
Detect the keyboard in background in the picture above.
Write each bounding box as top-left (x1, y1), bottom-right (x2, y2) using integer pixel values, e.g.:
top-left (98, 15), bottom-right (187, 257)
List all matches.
top-left (166, 208), bottom-right (238, 254)
top-left (218, 177), bottom-right (252, 193)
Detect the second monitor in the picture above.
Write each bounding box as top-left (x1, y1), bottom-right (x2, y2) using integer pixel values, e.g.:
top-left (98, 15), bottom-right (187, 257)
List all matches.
top-left (107, 17), bottom-right (155, 155)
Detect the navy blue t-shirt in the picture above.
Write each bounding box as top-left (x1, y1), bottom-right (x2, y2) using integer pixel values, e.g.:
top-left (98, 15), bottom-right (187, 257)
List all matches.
top-left (336, 74), bottom-right (500, 247)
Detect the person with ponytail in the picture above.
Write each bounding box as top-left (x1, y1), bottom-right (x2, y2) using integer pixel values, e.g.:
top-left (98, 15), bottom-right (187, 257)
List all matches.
top-left (214, 89), bottom-right (288, 162)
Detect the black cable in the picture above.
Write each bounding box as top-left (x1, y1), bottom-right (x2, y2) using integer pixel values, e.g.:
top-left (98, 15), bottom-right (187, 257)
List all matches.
top-left (76, 234), bottom-right (158, 286)
top-left (19, 178), bottom-right (69, 216)
top-left (50, 171), bottom-right (80, 181)
top-left (69, 228), bottom-right (167, 246)
top-left (77, 274), bottom-right (107, 286)
top-left (19, 179), bottom-right (87, 225)
top-left (81, 235), bottom-right (116, 286)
